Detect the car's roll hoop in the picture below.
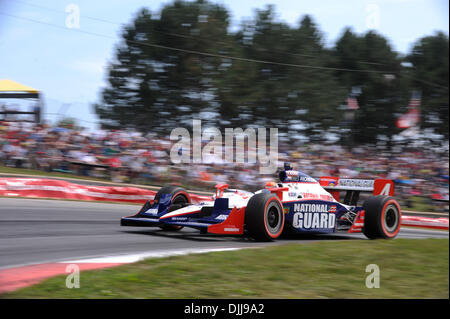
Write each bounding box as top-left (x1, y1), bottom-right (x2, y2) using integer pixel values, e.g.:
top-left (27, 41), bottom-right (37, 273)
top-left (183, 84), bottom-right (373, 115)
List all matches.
top-left (215, 183), bottom-right (229, 198)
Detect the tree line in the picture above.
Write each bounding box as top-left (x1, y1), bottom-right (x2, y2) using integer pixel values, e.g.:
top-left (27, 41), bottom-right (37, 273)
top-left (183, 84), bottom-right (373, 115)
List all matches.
top-left (93, 0), bottom-right (449, 145)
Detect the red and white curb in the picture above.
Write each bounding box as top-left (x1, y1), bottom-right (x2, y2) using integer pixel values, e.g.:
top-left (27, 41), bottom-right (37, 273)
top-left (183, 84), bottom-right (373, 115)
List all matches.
top-left (0, 248), bottom-right (241, 294)
top-left (401, 215), bottom-right (449, 230)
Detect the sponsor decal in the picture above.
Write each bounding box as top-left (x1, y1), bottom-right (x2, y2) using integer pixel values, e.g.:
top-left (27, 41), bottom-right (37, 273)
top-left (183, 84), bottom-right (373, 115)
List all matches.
top-left (301, 193), bottom-right (335, 201)
top-left (172, 217), bottom-right (188, 221)
top-left (146, 208), bottom-right (158, 216)
top-left (299, 176), bottom-right (316, 183)
top-left (293, 203), bottom-right (329, 213)
top-left (285, 170), bottom-right (316, 183)
top-left (215, 214), bottom-right (228, 220)
top-left (283, 207), bottom-right (290, 214)
top-left (338, 179), bottom-right (374, 188)
top-left (292, 212), bottom-right (336, 229)
top-left (328, 205), bottom-right (337, 213)
top-left (286, 170), bottom-right (299, 176)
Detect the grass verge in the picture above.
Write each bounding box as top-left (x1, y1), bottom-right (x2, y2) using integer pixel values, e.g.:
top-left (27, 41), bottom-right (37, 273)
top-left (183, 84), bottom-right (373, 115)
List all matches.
top-left (2, 238), bottom-right (448, 299)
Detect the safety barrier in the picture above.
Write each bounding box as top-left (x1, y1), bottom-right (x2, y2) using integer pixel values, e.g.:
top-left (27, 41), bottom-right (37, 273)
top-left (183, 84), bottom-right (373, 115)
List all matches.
top-left (0, 178), bottom-right (211, 204)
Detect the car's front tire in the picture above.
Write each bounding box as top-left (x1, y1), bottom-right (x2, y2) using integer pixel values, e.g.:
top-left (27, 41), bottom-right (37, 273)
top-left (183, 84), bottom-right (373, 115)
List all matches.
top-left (156, 186), bottom-right (190, 231)
top-left (245, 193), bottom-right (285, 241)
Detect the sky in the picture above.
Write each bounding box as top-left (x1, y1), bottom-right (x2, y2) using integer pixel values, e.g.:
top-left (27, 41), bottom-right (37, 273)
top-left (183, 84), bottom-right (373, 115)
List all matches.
top-left (0, 0), bottom-right (448, 131)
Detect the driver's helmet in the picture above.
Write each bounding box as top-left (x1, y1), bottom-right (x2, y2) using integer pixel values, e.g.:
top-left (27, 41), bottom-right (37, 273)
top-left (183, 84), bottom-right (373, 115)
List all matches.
top-left (265, 181), bottom-right (277, 189)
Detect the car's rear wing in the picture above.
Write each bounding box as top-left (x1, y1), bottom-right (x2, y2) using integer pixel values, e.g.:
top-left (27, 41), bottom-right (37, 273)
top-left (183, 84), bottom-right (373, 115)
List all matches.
top-left (319, 176), bottom-right (394, 205)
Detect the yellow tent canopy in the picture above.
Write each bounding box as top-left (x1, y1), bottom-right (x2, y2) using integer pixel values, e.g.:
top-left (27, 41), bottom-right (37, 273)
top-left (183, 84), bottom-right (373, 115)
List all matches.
top-left (0, 79), bottom-right (42, 123)
top-left (0, 79), bottom-right (39, 98)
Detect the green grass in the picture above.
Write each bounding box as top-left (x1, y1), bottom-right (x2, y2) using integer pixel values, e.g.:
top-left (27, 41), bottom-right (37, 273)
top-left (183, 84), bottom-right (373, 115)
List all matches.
top-left (2, 239), bottom-right (448, 299)
top-left (408, 196), bottom-right (436, 212)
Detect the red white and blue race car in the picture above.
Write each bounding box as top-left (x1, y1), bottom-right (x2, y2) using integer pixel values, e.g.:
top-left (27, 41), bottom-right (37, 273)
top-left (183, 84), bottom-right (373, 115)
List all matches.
top-left (121, 164), bottom-right (402, 241)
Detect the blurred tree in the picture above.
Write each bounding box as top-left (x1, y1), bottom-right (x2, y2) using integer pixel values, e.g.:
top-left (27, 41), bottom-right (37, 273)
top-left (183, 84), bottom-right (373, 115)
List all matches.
top-left (220, 10), bottom-right (345, 142)
top-left (94, 0), bottom-right (230, 133)
top-left (286, 15), bottom-right (346, 141)
top-left (221, 5), bottom-right (295, 129)
top-left (93, 0), bottom-right (448, 147)
top-left (406, 32), bottom-right (449, 140)
top-left (56, 117), bottom-right (78, 130)
top-left (332, 29), bottom-right (405, 147)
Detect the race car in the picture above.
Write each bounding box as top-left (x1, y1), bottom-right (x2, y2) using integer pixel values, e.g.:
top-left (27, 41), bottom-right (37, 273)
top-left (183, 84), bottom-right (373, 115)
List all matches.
top-left (121, 164), bottom-right (402, 241)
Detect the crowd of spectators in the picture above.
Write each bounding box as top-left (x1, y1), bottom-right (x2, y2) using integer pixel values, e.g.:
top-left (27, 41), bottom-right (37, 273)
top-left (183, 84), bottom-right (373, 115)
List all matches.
top-left (0, 120), bottom-right (448, 211)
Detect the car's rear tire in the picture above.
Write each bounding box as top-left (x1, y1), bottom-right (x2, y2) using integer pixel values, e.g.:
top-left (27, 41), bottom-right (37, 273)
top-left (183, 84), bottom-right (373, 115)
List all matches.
top-left (245, 193), bottom-right (285, 241)
top-left (156, 186), bottom-right (190, 231)
top-left (363, 196), bottom-right (401, 239)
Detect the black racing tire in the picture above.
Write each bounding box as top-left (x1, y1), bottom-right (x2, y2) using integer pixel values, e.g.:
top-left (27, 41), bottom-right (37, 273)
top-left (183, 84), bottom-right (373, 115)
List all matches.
top-left (156, 186), bottom-right (190, 231)
top-left (155, 186), bottom-right (190, 204)
top-left (245, 193), bottom-right (285, 241)
top-left (363, 196), bottom-right (402, 239)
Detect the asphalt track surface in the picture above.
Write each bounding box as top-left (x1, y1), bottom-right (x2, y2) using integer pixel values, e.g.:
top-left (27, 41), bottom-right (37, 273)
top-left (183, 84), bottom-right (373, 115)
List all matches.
top-left (1, 198), bottom-right (448, 269)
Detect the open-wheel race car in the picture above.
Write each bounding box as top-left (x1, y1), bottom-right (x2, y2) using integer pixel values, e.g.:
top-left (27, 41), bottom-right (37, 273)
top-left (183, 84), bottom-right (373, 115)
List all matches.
top-left (121, 164), bottom-right (402, 241)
